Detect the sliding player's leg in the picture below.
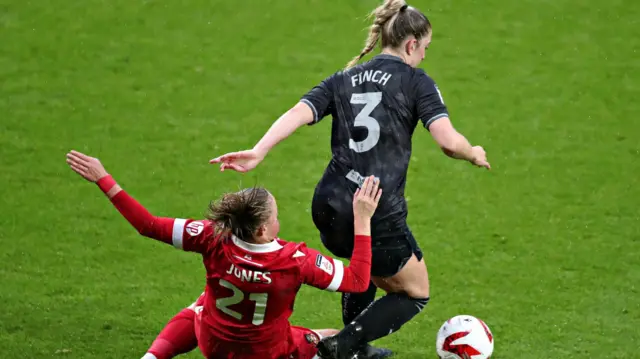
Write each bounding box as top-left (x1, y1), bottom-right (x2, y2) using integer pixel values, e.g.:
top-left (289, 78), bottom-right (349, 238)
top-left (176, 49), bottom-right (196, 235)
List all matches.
top-left (317, 230), bottom-right (430, 359)
top-left (141, 294), bottom-right (203, 359)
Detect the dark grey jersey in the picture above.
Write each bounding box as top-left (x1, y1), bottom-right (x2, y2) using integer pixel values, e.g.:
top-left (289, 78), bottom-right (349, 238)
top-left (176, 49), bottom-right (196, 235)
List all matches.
top-left (302, 54), bottom-right (448, 204)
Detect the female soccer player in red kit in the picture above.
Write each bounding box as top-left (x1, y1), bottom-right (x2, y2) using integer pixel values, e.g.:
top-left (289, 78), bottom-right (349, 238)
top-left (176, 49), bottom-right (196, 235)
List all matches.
top-left (66, 150), bottom-right (382, 359)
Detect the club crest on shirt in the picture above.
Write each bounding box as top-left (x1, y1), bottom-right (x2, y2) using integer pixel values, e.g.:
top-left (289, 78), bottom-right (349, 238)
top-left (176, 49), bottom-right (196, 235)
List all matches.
top-left (305, 332), bottom-right (320, 345)
top-left (315, 254), bottom-right (334, 275)
top-left (186, 221), bottom-right (205, 236)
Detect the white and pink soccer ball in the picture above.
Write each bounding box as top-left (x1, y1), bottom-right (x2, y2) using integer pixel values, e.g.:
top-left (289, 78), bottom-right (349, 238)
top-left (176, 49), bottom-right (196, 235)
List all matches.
top-left (436, 315), bottom-right (494, 359)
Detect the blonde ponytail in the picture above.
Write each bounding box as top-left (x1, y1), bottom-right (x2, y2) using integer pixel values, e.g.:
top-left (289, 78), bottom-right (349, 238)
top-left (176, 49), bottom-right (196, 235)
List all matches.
top-left (345, 0), bottom-right (432, 69)
top-left (345, 0), bottom-right (407, 69)
top-left (346, 24), bottom-right (382, 69)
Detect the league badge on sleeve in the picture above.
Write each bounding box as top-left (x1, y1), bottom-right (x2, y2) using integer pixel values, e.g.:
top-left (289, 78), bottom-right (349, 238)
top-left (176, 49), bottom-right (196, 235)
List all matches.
top-left (186, 221), bottom-right (205, 236)
top-left (315, 254), bottom-right (334, 275)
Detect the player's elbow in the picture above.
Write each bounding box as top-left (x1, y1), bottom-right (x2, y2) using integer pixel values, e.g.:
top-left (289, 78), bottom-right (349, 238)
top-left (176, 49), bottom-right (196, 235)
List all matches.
top-left (341, 273), bottom-right (371, 293)
top-left (135, 219), bottom-right (159, 238)
top-left (339, 282), bottom-right (368, 293)
top-left (136, 226), bottom-right (152, 237)
top-left (440, 145), bottom-right (457, 158)
top-left (436, 131), bottom-right (465, 158)
top-left (352, 278), bottom-right (371, 293)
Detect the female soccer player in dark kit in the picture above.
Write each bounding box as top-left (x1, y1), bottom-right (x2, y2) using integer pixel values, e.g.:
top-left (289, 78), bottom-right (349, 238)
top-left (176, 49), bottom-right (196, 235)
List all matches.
top-left (211, 0), bottom-right (491, 358)
top-left (66, 150), bottom-right (383, 359)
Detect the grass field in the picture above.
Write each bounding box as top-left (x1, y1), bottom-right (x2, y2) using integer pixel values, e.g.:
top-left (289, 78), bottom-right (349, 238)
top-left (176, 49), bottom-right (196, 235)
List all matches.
top-left (2, 0), bottom-right (639, 357)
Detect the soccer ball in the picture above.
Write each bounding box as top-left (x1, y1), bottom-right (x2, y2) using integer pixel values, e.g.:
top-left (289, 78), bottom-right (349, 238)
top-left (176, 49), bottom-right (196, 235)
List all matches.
top-left (436, 315), bottom-right (494, 359)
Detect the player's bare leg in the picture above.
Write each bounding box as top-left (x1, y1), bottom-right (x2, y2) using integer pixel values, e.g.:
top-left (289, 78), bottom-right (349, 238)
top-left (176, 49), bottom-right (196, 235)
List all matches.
top-left (371, 254), bottom-right (429, 298)
top-left (317, 254), bottom-right (429, 359)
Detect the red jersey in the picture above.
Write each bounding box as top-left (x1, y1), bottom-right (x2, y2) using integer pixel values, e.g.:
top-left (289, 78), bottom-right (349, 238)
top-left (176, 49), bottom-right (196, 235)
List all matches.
top-left (98, 180), bottom-right (371, 359)
top-left (172, 218), bottom-right (346, 357)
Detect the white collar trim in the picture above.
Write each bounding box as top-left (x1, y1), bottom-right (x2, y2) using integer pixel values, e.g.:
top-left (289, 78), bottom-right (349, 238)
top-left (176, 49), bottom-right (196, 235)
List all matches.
top-left (231, 235), bottom-right (283, 253)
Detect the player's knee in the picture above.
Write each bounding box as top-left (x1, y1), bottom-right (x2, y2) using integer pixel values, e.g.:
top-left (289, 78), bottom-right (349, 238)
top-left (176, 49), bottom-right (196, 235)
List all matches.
top-left (146, 338), bottom-right (176, 359)
top-left (398, 259), bottom-right (430, 298)
top-left (410, 296), bottom-right (430, 313)
top-left (387, 292), bottom-right (429, 314)
top-left (406, 272), bottom-right (430, 298)
top-left (407, 257), bottom-right (430, 298)
top-left (406, 283), bottom-right (430, 299)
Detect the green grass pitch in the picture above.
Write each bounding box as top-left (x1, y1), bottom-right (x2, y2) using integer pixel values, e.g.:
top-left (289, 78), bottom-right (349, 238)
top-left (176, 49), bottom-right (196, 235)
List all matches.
top-left (1, 0), bottom-right (639, 357)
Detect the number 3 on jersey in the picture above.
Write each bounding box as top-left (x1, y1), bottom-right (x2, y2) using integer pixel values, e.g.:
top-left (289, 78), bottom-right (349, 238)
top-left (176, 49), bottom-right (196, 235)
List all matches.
top-left (216, 279), bottom-right (268, 325)
top-left (349, 92), bottom-right (382, 153)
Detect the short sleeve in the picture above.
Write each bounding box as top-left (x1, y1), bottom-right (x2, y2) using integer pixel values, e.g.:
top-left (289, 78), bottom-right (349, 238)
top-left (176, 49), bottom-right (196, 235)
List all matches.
top-left (171, 219), bottom-right (215, 254)
top-left (298, 245), bottom-right (345, 292)
top-left (413, 69), bottom-right (449, 130)
top-left (300, 73), bottom-right (337, 125)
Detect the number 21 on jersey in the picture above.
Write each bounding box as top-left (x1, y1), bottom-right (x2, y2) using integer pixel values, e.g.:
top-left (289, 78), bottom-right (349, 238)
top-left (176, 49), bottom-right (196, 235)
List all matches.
top-left (349, 92), bottom-right (382, 153)
top-left (216, 279), bottom-right (268, 325)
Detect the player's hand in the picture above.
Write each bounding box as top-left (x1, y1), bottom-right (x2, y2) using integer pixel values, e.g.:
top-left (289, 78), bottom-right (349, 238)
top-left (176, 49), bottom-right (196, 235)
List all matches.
top-left (66, 150), bottom-right (109, 182)
top-left (470, 146), bottom-right (491, 170)
top-left (353, 176), bottom-right (382, 220)
top-left (210, 149), bottom-right (265, 173)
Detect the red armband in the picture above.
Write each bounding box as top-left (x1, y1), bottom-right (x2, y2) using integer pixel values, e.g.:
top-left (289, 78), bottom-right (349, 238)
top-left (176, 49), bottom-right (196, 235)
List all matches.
top-left (97, 175), bottom-right (117, 194)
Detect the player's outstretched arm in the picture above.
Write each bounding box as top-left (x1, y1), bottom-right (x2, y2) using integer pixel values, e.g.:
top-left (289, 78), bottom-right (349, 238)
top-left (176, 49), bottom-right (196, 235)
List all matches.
top-left (414, 71), bottom-right (490, 169)
top-left (66, 150), bottom-right (177, 245)
top-left (210, 102), bottom-right (314, 173)
top-left (343, 176), bottom-right (382, 291)
top-left (428, 118), bottom-right (491, 170)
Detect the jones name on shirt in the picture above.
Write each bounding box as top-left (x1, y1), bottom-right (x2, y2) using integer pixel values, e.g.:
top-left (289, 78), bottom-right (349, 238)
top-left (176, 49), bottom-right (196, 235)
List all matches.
top-left (225, 263), bottom-right (272, 284)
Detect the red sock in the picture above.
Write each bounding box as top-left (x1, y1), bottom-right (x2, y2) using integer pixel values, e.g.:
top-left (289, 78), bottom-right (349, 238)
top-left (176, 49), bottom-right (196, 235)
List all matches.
top-left (143, 308), bottom-right (198, 359)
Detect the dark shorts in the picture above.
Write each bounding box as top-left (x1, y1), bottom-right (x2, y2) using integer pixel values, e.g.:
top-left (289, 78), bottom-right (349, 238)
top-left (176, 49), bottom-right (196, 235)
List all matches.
top-left (319, 229), bottom-right (422, 277)
top-left (311, 182), bottom-right (423, 278)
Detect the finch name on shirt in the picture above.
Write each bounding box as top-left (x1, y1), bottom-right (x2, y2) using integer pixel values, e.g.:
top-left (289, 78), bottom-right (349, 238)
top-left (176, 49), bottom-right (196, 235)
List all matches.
top-left (226, 264), bottom-right (272, 284)
top-left (351, 70), bottom-right (392, 87)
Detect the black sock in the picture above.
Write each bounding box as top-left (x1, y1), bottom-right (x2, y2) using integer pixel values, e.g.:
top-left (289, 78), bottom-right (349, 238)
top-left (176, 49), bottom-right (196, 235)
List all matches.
top-left (341, 281), bottom-right (377, 326)
top-left (338, 293), bottom-right (429, 349)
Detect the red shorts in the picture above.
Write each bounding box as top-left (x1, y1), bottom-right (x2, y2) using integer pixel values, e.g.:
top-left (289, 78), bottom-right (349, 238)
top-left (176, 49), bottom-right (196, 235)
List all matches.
top-left (190, 294), bottom-right (321, 359)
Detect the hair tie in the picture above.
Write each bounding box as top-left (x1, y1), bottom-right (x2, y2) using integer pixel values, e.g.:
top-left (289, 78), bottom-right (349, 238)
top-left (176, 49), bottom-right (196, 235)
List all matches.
top-left (400, 4), bottom-right (409, 11)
